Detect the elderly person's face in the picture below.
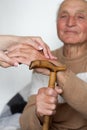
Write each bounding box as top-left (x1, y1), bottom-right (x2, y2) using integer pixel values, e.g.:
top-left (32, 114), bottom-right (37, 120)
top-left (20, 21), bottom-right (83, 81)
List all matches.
top-left (57, 0), bottom-right (87, 45)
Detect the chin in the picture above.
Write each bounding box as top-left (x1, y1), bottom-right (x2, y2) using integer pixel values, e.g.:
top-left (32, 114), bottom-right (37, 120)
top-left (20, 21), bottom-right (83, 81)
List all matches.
top-left (61, 37), bottom-right (79, 44)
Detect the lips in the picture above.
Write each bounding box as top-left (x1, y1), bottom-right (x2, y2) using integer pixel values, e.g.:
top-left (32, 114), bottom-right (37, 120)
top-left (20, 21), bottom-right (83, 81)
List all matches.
top-left (64, 30), bottom-right (78, 34)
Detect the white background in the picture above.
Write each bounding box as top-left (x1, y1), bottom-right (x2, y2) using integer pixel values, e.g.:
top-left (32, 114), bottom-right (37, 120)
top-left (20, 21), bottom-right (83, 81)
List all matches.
top-left (0, 0), bottom-right (63, 113)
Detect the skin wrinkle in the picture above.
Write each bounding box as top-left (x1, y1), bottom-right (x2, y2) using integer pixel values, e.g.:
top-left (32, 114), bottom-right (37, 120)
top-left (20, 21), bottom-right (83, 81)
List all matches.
top-left (57, 0), bottom-right (87, 59)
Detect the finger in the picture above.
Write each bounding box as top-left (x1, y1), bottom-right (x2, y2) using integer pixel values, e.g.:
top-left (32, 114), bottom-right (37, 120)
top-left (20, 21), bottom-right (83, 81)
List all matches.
top-left (27, 38), bottom-right (43, 50)
top-left (0, 61), bottom-right (12, 68)
top-left (7, 48), bottom-right (46, 65)
top-left (12, 57), bottom-right (31, 66)
top-left (38, 108), bottom-right (56, 116)
top-left (7, 38), bottom-right (43, 52)
top-left (45, 88), bottom-right (58, 97)
top-left (55, 86), bottom-right (63, 94)
top-left (7, 37), bottom-right (56, 60)
top-left (41, 44), bottom-right (57, 59)
top-left (7, 43), bottom-right (30, 52)
top-left (7, 48), bottom-right (30, 57)
top-left (31, 37), bottom-right (55, 59)
top-left (36, 100), bottom-right (56, 116)
top-left (0, 51), bottom-right (19, 66)
top-left (46, 46), bottom-right (57, 60)
top-left (36, 106), bottom-right (56, 116)
top-left (34, 68), bottom-right (50, 75)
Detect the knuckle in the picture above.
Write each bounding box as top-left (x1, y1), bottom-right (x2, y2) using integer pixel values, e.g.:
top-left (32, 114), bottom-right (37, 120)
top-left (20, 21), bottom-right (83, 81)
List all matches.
top-left (51, 104), bottom-right (56, 110)
top-left (16, 48), bottom-right (22, 53)
top-left (48, 88), bottom-right (55, 95)
top-left (50, 98), bottom-right (56, 103)
top-left (49, 110), bottom-right (54, 115)
top-left (34, 50), bottom-right (38, 55)
top-left (38, 87), bottom-right (46, 94)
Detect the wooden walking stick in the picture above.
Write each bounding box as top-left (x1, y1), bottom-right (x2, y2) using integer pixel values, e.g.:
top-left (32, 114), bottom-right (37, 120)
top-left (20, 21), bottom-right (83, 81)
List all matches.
top-left (29, 60), bottom-right (66, 130)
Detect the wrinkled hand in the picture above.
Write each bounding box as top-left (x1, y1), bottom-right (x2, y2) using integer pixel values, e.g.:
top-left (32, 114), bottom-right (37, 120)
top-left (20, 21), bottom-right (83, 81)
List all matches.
top-left (7, 44), bottom-right (47, 66)
top-left (0, 35), bottom-right (56, 68)
top-left (27, 36), bottom-right (56, 59)
top-left (36, 86), bottom-right (63, 117)
top-left (7, 36), bottom-right (56, 60)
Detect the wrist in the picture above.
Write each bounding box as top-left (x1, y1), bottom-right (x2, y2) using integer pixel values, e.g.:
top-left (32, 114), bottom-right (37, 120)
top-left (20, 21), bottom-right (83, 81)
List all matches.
top-left (57, 69), bottom-right (71, 86)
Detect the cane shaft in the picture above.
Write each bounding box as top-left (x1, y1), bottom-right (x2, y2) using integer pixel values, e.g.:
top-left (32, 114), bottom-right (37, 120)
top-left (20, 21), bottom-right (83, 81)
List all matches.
top-left (42, 72), bottom-right (56, 130)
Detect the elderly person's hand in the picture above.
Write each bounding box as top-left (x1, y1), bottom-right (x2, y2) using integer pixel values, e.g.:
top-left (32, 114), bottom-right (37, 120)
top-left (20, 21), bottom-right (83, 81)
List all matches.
top-left (6, 36), bottom-right (56, 59)
top-left (36, 86), bottom-right (63, 118)
top-left (33, 59), bottom-right (65, 76)
top-left (6, 44), bottom-right (48, 66)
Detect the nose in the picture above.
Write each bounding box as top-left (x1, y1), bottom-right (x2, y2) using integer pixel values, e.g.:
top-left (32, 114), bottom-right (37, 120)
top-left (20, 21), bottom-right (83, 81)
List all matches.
top-left (67, 16), bottom-right (76, 27)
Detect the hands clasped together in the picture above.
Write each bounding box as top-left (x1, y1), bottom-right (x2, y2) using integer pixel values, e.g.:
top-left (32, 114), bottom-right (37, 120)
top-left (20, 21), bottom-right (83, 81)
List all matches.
top-left (0, 35), bottom-right (56, 68)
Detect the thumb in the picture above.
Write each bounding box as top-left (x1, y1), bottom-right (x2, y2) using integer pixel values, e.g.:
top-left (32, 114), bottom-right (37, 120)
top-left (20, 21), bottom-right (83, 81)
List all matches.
top-left (55, 86), bottom-right (63, 94)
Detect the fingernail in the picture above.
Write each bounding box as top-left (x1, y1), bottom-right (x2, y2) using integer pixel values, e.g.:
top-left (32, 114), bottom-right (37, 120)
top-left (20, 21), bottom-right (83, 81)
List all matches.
top-left (14, 62), bottom-right (19, 67)
top-left (38, 46), bottom-right (43, 50)
top-left (4, 51), bottom-right (8, 54)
